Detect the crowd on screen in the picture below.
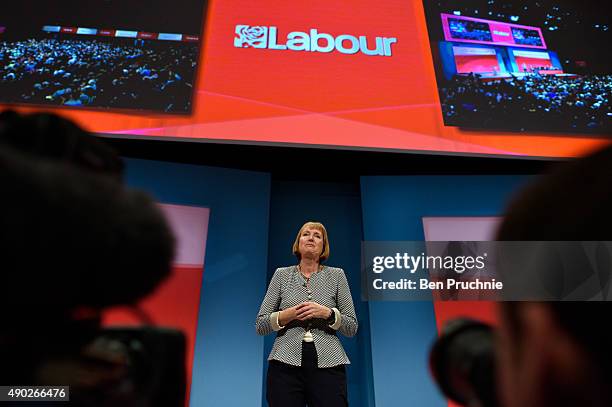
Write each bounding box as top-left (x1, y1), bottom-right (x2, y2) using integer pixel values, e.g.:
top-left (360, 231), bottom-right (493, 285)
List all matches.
top-left (440, 73), bottom-right (611, 132)
top-left (449, 19), bottom-right (493, 42)
top-left (0, 38), bottom-right (198, 112)
top-left (511, 28), bottom-right (543, 47)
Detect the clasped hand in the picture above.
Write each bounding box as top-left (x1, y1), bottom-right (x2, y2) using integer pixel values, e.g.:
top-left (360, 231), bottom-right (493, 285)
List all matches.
top-left (294, 301), bottom-right (331, 321)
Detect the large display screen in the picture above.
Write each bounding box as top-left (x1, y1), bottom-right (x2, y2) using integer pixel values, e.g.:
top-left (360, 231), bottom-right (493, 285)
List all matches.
top-left (1, 0), bottom-right (610, 158)
top-left (511, 27), bottom-right (545, 47)
top-left (442, 13), bottom-right (546, 49)
top-left (425, 0), bottom-right (611, 135)
top-left (512, 50), bottom-right (553, 72)
top-left (0, 0), bottom-right (206, 113)
top-left (453, 46), bottom-right (501, 74)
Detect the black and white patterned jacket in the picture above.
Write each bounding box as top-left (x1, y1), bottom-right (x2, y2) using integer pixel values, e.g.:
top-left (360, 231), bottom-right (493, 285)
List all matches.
top-left (256, 265), bottom-right (358, 368)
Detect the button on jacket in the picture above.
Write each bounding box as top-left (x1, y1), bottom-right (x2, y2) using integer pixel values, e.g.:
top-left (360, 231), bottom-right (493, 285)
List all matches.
top-left (256, 266), bottom-right (358, 368)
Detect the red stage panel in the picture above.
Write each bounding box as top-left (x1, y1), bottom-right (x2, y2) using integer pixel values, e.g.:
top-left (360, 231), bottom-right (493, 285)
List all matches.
top-left (102, 203), bottom-right (209, 407)
top-left (423, 216), bottom-right (501, 407)
top-left (102, 265), bottom-right (203, 407)
top-left (433, 300), bottom-right (498, 407)
top-left (513, 50), bottom-right (553, 72)
top-left (453, 46), bottom-right (500, 74)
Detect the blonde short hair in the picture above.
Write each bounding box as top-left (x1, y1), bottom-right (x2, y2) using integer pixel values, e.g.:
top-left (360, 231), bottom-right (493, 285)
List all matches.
top-left (292, 221), bottom-right (330, 262)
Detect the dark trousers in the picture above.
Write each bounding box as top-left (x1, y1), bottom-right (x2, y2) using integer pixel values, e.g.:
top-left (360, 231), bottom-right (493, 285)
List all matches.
top-left (266, 342), bottom-right (348, 407)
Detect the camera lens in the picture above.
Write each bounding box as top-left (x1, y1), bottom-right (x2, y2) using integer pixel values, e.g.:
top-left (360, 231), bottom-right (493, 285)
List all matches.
top-left (429, 318), bottom-right (498, 407)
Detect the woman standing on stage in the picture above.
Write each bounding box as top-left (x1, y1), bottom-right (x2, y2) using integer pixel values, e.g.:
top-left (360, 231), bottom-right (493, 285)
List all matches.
top-left (256, 221), bottom-right (358, 407)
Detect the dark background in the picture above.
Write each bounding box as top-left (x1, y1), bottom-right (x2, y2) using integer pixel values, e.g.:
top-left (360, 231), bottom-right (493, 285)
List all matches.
top-left (1, 1), bottom-right (208, 36)
top-left (104, 137), bottom-right (559, 181)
